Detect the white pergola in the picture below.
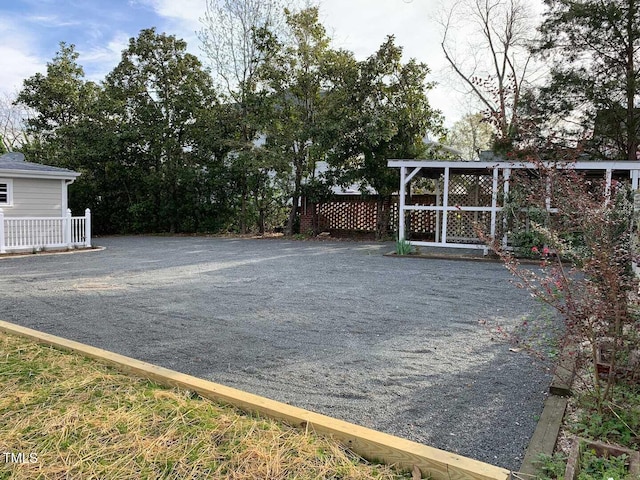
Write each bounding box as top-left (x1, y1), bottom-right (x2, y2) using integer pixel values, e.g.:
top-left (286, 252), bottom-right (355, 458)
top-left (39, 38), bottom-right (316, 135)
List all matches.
top-left (388, 160), bottom-right (640, 251)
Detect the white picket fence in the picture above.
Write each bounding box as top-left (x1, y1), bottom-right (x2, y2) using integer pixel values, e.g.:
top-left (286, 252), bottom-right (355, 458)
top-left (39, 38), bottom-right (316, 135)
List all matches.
top-left (0, 208), bottom-right (91, 254)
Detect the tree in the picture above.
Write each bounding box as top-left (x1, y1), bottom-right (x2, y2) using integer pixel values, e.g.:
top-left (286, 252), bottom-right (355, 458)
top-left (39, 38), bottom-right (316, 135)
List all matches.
top-left (198, 0), bottom-right (289, 233)
top-left (198, 0), bottom-right (287, 95)
top-left (256, 7), bottom-right (336, 235)
top-left (535, 0), bottom-right (640, 161)
top-left (103, 28), bottom-right (229, 233)
top-left (446, 112), bottom-right (495, 160)
top-left (15, 43), bottom-right (110, 227)
top-left (323, 37), bottom-right (443, 238)
top-left (440, 0), bottom-right (536, 151)
top-left (16, 42), bottom-right (100, 167)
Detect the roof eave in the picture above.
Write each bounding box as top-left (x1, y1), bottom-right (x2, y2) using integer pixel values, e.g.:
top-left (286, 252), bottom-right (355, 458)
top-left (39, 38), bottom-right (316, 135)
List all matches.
top-left (0, 169), bottom-right (81, 180)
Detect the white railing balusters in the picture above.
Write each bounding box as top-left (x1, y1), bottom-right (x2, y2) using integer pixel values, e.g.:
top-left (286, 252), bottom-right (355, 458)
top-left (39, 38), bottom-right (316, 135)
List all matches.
top-left (0, 209), bottom-right (5, 254)
top-left (0, 209), bottom-right (91, 253)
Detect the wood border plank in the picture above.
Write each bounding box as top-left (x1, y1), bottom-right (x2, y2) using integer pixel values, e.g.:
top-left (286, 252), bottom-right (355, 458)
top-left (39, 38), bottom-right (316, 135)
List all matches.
top-left (0, 320), bottom-right (510, 480)
top-left (518, 395), bottom-right (568, 477)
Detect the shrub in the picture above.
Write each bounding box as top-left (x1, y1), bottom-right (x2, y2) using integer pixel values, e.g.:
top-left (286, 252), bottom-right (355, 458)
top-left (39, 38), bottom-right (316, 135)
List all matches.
top-left (395, 238), bottom-right (414, 255)
top-left (482, 157), bottom-right (640, 411)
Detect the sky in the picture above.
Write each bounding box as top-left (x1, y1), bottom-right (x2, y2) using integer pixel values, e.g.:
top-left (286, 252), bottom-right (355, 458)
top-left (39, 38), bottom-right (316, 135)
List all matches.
top-left (0, 0), bottom-right (544, 126)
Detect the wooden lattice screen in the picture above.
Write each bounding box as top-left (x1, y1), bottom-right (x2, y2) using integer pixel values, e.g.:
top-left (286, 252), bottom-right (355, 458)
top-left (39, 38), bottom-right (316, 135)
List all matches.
top-left (446, 174), bottom-right (495, 243)
top-left (303, 174), bottom-right (503, 241)
top-left (317, 197), bottom-right (378, 232)
top-left (304, 194), bottom-right (437, 237)
top-left (392, 195), bottom-right (438, 240)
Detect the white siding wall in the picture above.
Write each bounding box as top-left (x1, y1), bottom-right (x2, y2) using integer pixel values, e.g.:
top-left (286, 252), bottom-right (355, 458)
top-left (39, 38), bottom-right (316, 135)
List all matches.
top-left (3, 178), bottom-right (65, 217)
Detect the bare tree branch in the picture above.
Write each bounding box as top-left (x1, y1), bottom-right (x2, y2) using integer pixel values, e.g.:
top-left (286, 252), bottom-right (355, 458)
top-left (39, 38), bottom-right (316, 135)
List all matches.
top-left (0, 93), bottom-right (30, 151)
top-left (439, 0), bottom-right (537, 145)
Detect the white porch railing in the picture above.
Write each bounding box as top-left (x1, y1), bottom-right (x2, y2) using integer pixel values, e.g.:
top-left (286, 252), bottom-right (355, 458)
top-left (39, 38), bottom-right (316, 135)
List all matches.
top-left (0, 208), bottom-right (91, 254)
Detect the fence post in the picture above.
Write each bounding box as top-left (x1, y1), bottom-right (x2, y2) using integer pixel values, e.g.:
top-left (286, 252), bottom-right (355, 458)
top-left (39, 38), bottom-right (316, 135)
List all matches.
top-left (0, 208), bottom-right (5, 254)
top-left (64, 208), bottom-right (72, 248)
top-left (85, 208), bottom-right (92, 248)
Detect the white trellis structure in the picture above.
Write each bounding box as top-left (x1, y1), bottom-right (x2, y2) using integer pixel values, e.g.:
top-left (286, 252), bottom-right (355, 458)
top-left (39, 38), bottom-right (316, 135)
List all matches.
top-left (388, 160), bottom-right (640, 251)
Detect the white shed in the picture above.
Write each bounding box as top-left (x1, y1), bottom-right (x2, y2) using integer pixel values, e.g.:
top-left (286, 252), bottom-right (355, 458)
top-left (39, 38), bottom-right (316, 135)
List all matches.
top-left (0, 153), bottom-right (91, 253)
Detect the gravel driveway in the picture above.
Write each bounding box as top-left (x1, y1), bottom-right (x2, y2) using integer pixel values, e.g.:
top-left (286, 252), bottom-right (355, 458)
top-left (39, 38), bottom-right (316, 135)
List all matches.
top-left (0, 236), bottom-right (552, 471)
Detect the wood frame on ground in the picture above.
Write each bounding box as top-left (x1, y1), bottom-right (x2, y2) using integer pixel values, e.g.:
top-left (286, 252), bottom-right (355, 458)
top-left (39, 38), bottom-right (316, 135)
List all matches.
top-left (0, 320), bottom-right (509, 480)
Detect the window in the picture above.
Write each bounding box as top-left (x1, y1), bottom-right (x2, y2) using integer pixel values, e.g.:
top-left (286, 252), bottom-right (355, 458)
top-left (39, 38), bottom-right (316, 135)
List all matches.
top-left (0, 179), bottom-right (12, 206)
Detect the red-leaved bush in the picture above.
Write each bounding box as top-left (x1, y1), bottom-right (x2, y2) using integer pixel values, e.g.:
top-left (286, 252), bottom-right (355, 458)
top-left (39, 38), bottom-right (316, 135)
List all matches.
top-left (482, 157), bottom-right (640, 410)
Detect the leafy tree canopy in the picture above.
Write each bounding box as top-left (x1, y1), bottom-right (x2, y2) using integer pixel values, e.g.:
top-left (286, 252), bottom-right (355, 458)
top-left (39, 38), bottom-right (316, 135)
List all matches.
top-left (534, 0), bottom-right (640, 160)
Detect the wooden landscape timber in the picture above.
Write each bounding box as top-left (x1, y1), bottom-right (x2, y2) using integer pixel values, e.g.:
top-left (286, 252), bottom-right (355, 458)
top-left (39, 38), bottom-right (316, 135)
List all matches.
top-left (0, 319), bottom-right (510, 480)
top-left (518, 395), bottom-right (568, 477)
top-left (518, 345), bottom-right (576, 476)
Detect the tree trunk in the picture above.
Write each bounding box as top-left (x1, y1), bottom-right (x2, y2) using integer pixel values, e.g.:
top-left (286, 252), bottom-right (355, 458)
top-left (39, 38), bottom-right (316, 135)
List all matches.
top-left (376, 195), bottom-right (391, 240)
top-left (170, 178), bottom-right (178, 234)
top-left (311, 201), bottom-right (319, 236)
top-left (258, 207), bottom-right (265, 234)
top-left (286, 199), bottom-right (297, 236)
top-left (240, 180), bottom-right (248, 235)
top-left (286, 161), bottom-right (304, 236)
top-left (626, 2), bottom-right (638, 161)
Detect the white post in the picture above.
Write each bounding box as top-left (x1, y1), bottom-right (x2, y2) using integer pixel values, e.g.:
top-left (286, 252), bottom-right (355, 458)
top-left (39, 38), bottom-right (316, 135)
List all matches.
top-left (632, 169), bottom-right (639, 190)
top-left (399, 167), bottom-right (406, 241)
top-left (442, 167), bottom-right (450, 244)
top-left (604, 168), bottom-right (612, 205)
top-left (490, 167), bottom-right (499, 241)
top-left (435, 178), bottom-right (441, 243)
top-left (502, 168), bottom-right (511, 248)
top-left (64, 208), bottom-right (72, 248)
top-left (0, 208), bottom-right (5, 254)
top-left (85, 208), bottom-right (92, 248)
top-left (545, 177), bottom-right (552, 211)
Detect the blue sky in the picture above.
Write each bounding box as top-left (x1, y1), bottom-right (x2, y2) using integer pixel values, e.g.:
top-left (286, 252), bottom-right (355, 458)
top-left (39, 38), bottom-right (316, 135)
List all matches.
top-left (0, 0), bottom-right (198, 89)
top-left (0, 0), bottom-right (544, 125)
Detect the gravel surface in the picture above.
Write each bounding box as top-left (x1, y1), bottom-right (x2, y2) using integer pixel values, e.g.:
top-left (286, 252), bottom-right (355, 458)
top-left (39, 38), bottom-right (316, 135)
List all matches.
top-left (0, 236), bottom-right (552, 471)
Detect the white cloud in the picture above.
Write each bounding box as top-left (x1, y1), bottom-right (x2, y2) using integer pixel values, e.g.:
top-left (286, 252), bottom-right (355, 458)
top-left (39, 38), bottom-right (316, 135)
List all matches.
top-left (141, 0), bottom-right (205, 24)
top-left (320, 0), bottom-right (437, 60)
top-left (80, 31), bottom-right (131, 82)
top-left (0, 46), bottom-right (44, 95)
top-left (25, 14), bottom-right (81, 28)
top-left (0, 19), bottom-right (45, 95)
top-left (136, 0), bottom-right (206, 57)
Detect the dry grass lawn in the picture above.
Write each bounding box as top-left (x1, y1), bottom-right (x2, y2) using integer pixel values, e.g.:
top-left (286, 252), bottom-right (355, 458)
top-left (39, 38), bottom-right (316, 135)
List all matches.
top-left (0, 332), bottom-right (411, 479)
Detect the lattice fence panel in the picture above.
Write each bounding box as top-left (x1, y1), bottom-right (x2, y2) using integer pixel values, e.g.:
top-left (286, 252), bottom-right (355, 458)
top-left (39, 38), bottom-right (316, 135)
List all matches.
top-left (317, 194), bottom-right (436, 234)
top-left (446, 211), bottom-right (492, 244)
top-left (318, 198), bottom-right (378, 231)
top-left (408, 210), bottom-right (437, 235)
top-left (447, 174), bottom-right (494, 207)
top-left (390, 196), bottom-right (438, 238)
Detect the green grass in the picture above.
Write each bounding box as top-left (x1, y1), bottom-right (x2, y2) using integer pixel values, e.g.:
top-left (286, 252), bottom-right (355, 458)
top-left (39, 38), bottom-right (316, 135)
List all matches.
top-left (0, 331), bottom-right (411, 479)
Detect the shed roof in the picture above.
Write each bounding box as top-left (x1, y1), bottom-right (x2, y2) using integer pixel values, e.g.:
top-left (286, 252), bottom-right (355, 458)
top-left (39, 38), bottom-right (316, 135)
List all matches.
top-left (0, 153), bottom-right (80, 180)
